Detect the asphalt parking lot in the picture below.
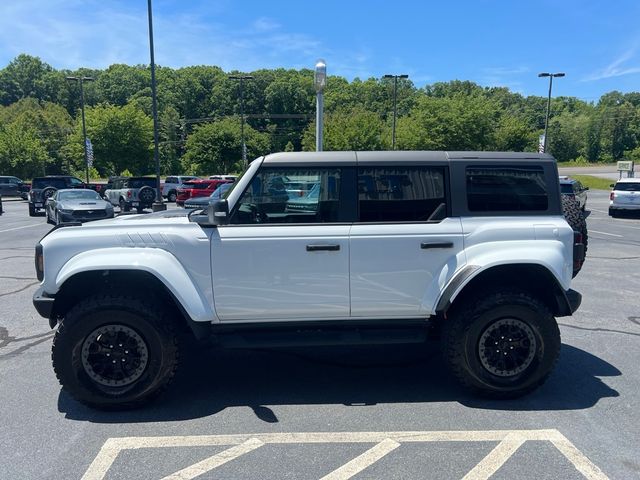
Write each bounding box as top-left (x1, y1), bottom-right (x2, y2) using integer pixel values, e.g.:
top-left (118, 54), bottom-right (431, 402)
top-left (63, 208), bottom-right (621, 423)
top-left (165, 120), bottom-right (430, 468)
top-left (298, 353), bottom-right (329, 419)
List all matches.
top-left (0, 191), bottom-right (639, 479)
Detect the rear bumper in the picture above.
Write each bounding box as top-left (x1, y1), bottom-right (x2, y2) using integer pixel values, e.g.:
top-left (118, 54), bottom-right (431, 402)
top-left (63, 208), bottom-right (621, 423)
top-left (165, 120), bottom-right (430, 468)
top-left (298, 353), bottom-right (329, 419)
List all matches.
top-left (565, 289), bottom-right (582, 314)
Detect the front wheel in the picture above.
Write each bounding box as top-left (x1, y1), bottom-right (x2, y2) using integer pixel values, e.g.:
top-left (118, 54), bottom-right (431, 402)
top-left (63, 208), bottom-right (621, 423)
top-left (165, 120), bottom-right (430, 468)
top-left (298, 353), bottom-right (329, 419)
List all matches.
top-left (52, 294), bottom-right (179, 409)
top-left (168, 191), bottom-right (177, 203)
top-left (442, 290), bottom-right (560, 399)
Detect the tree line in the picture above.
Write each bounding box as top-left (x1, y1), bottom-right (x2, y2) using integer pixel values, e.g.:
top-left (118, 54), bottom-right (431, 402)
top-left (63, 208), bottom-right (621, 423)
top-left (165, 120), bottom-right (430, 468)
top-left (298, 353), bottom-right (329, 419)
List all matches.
top-left (1, 53), bottom-right (639, 180)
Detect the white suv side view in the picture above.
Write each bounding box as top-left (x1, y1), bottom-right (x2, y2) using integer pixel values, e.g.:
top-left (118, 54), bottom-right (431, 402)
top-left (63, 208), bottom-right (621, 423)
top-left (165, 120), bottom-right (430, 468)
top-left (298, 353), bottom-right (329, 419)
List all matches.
top-left (33, 151), bottom-right (584, 409)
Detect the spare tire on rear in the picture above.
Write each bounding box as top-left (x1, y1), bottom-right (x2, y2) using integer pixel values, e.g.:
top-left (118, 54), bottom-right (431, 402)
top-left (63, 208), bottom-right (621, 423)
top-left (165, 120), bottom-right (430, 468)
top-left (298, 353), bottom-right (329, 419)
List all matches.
top-left (138, 186), bottom-right (155, 203)
top-left (561, 194), bottom-right (588, 277)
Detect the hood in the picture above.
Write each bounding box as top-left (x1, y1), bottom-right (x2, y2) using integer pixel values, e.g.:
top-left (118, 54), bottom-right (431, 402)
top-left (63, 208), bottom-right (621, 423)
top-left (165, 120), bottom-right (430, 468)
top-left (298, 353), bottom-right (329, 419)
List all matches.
top-left (59, 199), bottom-right (111, 210)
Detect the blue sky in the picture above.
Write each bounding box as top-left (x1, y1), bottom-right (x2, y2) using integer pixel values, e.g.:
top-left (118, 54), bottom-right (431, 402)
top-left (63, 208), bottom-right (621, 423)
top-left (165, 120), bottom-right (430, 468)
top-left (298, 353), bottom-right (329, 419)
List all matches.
top-left (1, 0), bottom-right (640, 101)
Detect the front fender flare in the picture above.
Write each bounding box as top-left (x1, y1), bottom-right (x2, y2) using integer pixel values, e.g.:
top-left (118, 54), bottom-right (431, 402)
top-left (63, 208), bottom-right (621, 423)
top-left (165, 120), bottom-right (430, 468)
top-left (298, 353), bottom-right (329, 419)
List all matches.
top-left (55, 248), bottom-right (215, 323)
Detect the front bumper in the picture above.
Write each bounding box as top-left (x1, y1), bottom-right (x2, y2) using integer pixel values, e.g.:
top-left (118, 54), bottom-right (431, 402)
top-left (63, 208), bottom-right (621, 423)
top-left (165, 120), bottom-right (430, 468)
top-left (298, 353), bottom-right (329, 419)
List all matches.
top-left (33, 286), bottom-right (55, 320)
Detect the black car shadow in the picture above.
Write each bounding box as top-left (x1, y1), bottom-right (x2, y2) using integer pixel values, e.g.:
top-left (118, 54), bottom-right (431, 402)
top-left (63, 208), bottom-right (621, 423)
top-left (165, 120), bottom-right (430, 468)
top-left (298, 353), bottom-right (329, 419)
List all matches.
top-left (58, 342), bottom-right (620, 424)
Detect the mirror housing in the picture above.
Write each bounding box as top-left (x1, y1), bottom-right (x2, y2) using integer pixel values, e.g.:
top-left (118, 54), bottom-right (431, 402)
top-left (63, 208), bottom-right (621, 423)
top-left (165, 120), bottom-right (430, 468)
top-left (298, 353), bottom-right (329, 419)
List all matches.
top-left (208, 199), bottom-right (229, 226)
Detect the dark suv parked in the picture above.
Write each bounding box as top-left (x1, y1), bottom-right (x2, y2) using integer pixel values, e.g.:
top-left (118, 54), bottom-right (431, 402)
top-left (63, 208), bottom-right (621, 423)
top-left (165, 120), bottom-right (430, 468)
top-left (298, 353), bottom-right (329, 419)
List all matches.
top-left (0, 176), bottom-right (30, 199)
top-left (28, 176), bottom-right (85, 216)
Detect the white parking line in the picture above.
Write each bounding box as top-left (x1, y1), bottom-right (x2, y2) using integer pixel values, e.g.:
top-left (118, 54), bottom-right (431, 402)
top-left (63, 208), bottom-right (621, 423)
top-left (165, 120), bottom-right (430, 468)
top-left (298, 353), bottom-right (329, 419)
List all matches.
top-left (319, 438), bottom-right (400, 480)
top-left (81, 430), bottom-right (609, 480)
top-left (589, 230), bottom-right (623, 237)
top-left (0, 223), bottom-right (42, 233)
top-left (463, 432), bottom-right (526, 480)
top-left (161, 438), bottom-right (264, 480)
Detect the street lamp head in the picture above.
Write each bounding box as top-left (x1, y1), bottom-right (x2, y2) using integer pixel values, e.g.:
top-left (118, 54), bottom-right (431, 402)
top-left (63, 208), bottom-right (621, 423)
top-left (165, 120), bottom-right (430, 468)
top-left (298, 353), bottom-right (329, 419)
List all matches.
top-left (399, 74), bottom-right (409, 79)
top-left (553, 73), bottom-right (566, 78)
top-left (383, 74), bottom-right (393, 79)
top-left (314, 59), bottom-right (327, 93)
top-left (65, 76), bottom-right (78, 81)
top-left (82, 76), bottom-right (95, 82)
top-left (538, 72), bottom-right (551, 77)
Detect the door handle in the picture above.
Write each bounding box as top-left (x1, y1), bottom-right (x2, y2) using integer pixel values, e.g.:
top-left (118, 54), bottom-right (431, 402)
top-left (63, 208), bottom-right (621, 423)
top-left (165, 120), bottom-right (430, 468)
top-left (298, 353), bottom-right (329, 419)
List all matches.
top-left (306, 244), bottom-right (340, 252)
top-left (421, 241), bottom-right (454, 249)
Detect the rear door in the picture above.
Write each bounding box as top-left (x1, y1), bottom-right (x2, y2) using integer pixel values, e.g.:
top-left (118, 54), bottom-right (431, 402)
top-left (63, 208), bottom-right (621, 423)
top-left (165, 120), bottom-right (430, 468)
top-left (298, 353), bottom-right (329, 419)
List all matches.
top-left (349, 164), bottom-right (464, 317)
top-left (211, 165), bottom-right (351, 321)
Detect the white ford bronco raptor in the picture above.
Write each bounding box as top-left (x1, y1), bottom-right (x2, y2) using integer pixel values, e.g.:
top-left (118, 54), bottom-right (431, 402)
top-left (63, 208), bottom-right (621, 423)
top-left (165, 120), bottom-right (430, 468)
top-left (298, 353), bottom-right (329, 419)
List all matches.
top-left (33, 151), bottom-right (585, 409)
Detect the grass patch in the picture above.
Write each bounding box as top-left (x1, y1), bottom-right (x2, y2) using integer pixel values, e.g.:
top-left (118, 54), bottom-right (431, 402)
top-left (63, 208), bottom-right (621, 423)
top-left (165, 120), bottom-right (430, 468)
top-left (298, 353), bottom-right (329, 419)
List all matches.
top-left (570, 175), bottom-right (614, 191)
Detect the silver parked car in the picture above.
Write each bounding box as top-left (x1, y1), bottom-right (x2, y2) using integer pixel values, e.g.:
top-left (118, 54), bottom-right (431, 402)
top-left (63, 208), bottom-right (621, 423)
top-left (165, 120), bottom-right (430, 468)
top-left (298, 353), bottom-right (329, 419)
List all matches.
top-left (609, 178), bottom-right (640, 216)
top-left (45, 189), bottom-right (114, 225)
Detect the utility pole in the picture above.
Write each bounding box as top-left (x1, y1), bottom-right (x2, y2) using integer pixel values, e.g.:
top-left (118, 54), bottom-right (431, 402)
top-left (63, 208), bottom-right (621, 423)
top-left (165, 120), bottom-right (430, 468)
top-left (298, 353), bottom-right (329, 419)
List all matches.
top-left (229, 75), bottom-right (254, 167)
top-left (538, 72), bottom-right (565, 153)
top-left (314, 60), bottom-right (327, 152)
top-left (147, 0), bottom-right (165, 211)
top-left (65, 76), bottom-right (94, 183)
top-left (383, 74), bottom-right (408, 150)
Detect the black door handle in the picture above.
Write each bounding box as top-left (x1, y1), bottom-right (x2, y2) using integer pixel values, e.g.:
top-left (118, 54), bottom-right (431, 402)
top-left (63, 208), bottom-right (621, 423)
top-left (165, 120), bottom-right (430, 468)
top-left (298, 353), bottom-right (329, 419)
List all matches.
top-left (306, 244), bottom-right (340, 252)
top-left (421, 241), bottom-right (454, 249)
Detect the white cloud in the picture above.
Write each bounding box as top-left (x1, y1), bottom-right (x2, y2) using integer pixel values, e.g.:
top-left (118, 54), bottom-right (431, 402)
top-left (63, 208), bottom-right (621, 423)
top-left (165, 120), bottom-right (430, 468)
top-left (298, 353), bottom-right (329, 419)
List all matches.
top-left (583, 45), bottom-right (640, 81)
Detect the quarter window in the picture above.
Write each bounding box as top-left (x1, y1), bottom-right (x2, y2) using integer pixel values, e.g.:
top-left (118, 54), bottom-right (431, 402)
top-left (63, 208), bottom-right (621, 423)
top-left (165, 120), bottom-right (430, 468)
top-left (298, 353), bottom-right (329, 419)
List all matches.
top-left (357, 166), bottom-right (446, 222)
top-left (231, 168), bottom-right (341, 224)
top-left (466, 166), bottom-right (548, 211)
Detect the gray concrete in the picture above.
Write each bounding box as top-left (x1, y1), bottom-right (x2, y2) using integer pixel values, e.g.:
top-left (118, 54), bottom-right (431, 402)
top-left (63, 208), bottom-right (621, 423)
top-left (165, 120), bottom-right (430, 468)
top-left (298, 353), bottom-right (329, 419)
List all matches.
top-left (0, 194), bottom-right (639, 479)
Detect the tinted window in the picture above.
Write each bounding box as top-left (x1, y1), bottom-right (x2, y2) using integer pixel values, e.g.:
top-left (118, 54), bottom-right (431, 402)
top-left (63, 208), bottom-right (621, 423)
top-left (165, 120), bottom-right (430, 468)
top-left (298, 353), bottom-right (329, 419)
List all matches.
top-left (126, 178), bottom-right (156, 188)
top-left (467, 166), bottom-right (548, 211)
top-left (357, 166), bottom-right (446, 222)
top-left (69, 177), bottom-right (84, 186)
top-left (165, 177), bottom-right (177, 184)
top-left (232, 168), bottom-right (340, 224)
top-left (614, 182), bottom-right (640, 191)
top-left (32, 178), bottom-right (68, 189)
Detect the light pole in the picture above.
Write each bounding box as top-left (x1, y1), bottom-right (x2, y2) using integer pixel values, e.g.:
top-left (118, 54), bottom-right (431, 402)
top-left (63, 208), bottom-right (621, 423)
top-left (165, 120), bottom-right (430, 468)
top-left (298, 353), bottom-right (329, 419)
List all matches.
top-left (383, 74), bottom-right (408, 150)
top-left (538, 72), bottom-right (565, 153)
top-left (147, 0), bottom-right (165, 211)
top-left (66, 76), bottom-right (93, 184)
top-left (314, 59), bottom-right (327, 152)
top-left (229, 75), bottom-right (254, 167)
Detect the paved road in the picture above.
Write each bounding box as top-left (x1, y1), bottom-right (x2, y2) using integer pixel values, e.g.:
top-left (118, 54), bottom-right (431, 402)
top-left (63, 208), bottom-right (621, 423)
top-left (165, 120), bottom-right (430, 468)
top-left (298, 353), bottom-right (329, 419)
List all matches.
top-left (559, 164), bottom-right (638, 181)
top-left (0, 195), bottom-right (639, 479)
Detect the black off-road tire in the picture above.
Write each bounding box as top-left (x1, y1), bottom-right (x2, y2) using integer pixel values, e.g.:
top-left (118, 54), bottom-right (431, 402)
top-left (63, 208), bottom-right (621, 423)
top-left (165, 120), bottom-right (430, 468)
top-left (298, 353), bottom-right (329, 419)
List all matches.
top-left (442, 289), bottom-right (561, 399)
top-left (139, 186), bottom-right (155, 204)
top-left (42, 186), bottom-right (56, 201)
top-left (28, 202), bottom-right (36, 216)
top-left (168, 191), bottom-right (177, 203)
top-left (561, 194), bottom-right (588, 276)
top-left (52, 294), bottom-right (179, 410)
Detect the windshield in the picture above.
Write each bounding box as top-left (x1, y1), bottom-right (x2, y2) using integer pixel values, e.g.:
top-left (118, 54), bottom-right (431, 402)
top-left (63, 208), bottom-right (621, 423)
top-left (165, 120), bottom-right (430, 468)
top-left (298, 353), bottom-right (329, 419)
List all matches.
top-left (210, 182), bottom-right (233, 199)
top-left (184, 181), bottom-right (213, 189)
top-left (58, 190), bottom-right (101, 201)
top-left (614, 182), bottom-right (640, 191)
top-left (559, 184), bottom-right (574, 194)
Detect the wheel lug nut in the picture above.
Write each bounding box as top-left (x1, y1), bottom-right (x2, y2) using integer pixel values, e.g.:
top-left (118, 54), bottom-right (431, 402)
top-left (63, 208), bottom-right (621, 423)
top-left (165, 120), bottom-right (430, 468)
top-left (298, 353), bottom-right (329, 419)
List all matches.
top-left (119, 344), bottom-right (123, 347)
top-left (106, 353), bottom-right (110, 357)
top-left (121, 358), bottom-right (126, 362)
top-left (125, 350), bottom-right (129, 354)
top-left (112, 360), bottom-right (116, 364)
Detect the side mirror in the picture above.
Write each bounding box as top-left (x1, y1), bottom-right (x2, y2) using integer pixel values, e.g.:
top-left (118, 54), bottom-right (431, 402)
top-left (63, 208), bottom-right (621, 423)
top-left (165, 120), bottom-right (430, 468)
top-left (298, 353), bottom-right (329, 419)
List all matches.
top-left (610, 184), bottom-right (615, 188)
top-left (208, 199), bottom-right (229, 226)
top-left (584, 187), bottom-right (589, 191)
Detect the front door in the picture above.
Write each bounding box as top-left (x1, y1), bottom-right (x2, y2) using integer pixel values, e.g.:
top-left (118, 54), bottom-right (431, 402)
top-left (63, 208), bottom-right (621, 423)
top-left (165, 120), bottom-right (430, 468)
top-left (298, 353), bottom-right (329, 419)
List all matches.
top-left (211, 165), bottom-right (350, 321)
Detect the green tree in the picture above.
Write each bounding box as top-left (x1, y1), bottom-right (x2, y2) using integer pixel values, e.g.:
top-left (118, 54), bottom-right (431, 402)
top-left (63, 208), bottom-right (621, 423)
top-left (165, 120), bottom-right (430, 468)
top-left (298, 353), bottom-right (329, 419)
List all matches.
top-left (302, 108), bottom-right (389, 151)
top-left (62, 103), bottom-right (153, 176)
top-left (182, 118), bottom-right (270, 174)
top-left (0, 54), bottom-right (60, 105)
top-left (0, 122), bottom-right (49, 178)
top-left (493, 115), bottom-right (536, 152)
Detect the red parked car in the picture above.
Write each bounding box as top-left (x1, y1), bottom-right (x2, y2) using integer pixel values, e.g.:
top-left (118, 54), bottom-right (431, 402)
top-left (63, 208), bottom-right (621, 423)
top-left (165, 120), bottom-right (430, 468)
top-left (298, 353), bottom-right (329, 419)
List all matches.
top-left (176, 179), bottom-right (231, 206)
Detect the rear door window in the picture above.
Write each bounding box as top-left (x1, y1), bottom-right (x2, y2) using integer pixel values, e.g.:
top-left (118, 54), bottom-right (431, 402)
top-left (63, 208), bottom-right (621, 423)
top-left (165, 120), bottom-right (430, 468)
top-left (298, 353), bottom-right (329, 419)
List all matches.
top-left (357, 166), bottom-right (446, 222)
top-left (467, 166), bottom-right (548, 212)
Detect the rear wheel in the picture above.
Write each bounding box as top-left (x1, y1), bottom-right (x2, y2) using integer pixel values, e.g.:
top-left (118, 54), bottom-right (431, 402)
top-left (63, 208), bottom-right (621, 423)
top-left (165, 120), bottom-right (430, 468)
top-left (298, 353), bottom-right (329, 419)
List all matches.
top-left (28, 203), bottom-right (36, 216)
top-left (168, 191), bottom-right (177, 203)
top-left (52, 294), bottom-right (179, 409)
top-left (442, 290), bottom-right (560, 399)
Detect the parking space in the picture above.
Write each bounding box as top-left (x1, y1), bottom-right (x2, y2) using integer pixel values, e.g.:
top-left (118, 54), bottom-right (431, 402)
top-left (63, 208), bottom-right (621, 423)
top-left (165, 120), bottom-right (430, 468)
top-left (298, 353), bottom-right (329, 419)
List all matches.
top-left (1, 192), bottom-right (639, 479)
top-left (83, 430), bottom-right (606, 480)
